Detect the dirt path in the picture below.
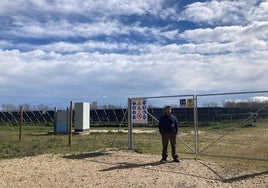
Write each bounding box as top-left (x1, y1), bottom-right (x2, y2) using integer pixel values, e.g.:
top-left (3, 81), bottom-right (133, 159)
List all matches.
top-left (0, 149), bottom-right (267, 188)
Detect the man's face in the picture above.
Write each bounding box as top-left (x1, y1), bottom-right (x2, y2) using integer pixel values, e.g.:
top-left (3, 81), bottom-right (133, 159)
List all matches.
top-left (164, 107), bottom-right (172, 115)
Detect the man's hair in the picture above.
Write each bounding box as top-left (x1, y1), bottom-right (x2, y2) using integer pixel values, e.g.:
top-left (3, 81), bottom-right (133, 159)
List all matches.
top-left (164, 105), bottom-right (172, 110)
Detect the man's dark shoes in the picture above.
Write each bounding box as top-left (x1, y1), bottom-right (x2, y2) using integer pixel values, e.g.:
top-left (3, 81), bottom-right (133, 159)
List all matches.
top-left (160, 158), bottom-right (167, 163)
top-left (173, 154), bottom-right (180, 162)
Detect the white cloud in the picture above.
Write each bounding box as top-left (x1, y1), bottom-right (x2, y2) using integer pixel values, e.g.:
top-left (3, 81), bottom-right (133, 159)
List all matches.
top-left (180, 0), bottom-right (268, 25)
top-left (179, 21), bottom-right (268, 54)
top-left (2, 16), bottom-right (175, 44)
top-left (1, 40), bottom-right (267, 99)
top-left (0, 0), bottom-right (165, 17)
top-left (0, 0), bottom-right (178, 41)
top-left (251, 1), bottom-right (268, 22)
top-left (180, 1), bottom-right (243, 25)
top-left (2, 19), bottom-right (125, 39)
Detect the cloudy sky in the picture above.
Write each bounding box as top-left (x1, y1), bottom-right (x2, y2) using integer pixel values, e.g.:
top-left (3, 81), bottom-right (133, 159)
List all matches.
top-left (0, 0), bottom-right (268, 108)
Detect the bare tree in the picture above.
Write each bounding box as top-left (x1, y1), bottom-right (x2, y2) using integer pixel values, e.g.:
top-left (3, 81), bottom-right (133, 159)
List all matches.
top-left (36, 104), bottom-right (52, 112)
top-left (203, 102), bottom-right (218, 107)
top-left (19, 103), bottom-right (32, 111)
top-left (223, 100), bottom-right (268, 109)
top-left (1, 104), bottom-right (17, 111)
top-left (91, 101), bottom-right (98, 109)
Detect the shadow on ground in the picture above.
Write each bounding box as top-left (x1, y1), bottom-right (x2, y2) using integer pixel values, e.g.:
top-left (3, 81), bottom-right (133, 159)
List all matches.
top-left (100, 161), bottom-right (165, 171)
top-left (99, 158), bottom-right (268, 183)
top-left (199, 160), bottom-right (268, 183)
top-left (222, 170), bottom-right (268, 183)
top-left (62, 151), bottom-right (111, 160)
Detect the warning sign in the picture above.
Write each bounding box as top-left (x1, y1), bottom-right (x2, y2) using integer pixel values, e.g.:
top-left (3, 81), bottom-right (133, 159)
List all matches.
top-left (131, 99), bottom-right (147, 124)
top-left (187, 99), bottom-right (194, 108)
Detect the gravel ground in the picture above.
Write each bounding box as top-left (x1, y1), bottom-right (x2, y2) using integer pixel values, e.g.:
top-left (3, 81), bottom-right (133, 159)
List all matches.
top-left (0, 148), bottom-right (267, 188)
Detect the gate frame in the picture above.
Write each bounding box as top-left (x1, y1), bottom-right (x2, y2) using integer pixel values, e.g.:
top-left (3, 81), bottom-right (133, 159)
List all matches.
top-left (127, 94), bottom-right (197, 157)
top-left (195, 90), bottom-right (268, 160)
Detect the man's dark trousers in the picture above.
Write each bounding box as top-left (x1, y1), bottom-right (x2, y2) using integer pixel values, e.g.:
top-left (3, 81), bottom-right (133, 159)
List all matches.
top-left (161, 132), bottom-right (177, 159)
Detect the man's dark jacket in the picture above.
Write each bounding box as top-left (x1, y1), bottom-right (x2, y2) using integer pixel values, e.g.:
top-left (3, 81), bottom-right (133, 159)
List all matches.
top-left (158, 114), bottom-right (178, 134)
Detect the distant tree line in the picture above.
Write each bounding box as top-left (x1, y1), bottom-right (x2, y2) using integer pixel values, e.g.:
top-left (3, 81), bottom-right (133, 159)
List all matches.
top-left (1, 104), bottom-right (53, 112)
top-left (223, 101), bottom-right (268, 109)
top-left (1, 100), bottom-right (267, 112)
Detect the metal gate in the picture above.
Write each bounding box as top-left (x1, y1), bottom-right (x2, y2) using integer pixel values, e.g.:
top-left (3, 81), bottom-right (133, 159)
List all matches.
top-left (196, 91), bottom-right (268, 161)
top-left (128, 91), bottom-right (268, 161)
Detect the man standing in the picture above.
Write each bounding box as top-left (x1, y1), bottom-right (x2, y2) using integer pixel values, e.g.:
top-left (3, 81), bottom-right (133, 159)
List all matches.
top-left (158, 106), bottom-right (179, 162)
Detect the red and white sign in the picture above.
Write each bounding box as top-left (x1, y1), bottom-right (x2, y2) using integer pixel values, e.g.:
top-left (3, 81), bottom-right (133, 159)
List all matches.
top-left (131, 98), bottom-right (147, 124)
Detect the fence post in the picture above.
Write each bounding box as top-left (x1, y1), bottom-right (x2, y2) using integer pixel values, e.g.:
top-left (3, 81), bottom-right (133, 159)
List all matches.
top-left (194, 95), bottom-right (199, 159)
top-left (19, 106), bottom-right (23, 142)
top-left (53, 107), bottom-right (57, 135)
top-left (68, 101), bottom-right (73, 146)
top-left (128, 98), bottom-right (133, 150)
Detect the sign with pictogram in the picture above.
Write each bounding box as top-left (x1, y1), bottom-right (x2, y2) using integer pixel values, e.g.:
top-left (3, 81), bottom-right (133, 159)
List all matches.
top-left (187, 99), bottom-right (194, 108)
top-left (180, 99), bottom-right (186, 107)
top-left (131, 98), bottom-right (147, 124)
